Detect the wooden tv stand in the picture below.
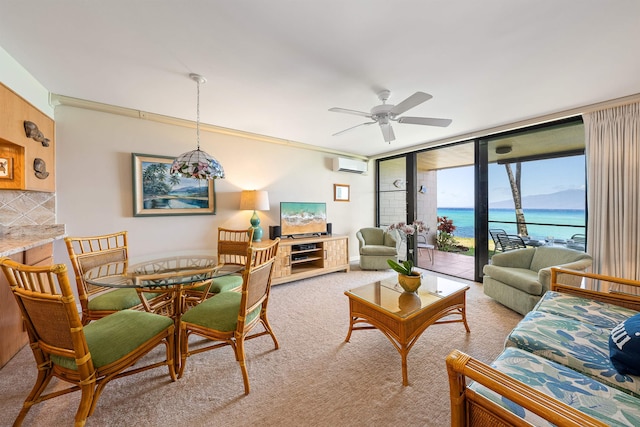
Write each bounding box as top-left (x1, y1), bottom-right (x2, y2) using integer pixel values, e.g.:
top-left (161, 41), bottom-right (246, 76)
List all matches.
top-left (258, 235), bottom-right (349, 285)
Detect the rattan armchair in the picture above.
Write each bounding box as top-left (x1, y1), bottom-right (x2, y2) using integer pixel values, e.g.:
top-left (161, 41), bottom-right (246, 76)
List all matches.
top-left (0, 257), bottom-right (176, 427)
top-left (65, 231), bottom-right (152, 324)
top-left (179, 238), bottom-right (280, 394)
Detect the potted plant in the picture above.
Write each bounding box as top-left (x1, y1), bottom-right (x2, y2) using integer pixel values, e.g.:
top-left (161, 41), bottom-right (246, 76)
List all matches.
top-left (387, 259), bottom-right (422, 292)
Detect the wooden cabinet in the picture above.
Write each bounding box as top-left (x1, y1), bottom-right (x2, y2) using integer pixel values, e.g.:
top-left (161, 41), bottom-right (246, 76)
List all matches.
top-left (267, 235), bottom-right (349, 285)
top-left (0, 243), bottom-right (53, 367)
top-left (0, 83), bottom-right (55, 192)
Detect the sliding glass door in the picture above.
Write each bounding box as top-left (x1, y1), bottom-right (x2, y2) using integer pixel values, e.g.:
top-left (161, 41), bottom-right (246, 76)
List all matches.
top-left (376, 117), bottom-right (586, 282)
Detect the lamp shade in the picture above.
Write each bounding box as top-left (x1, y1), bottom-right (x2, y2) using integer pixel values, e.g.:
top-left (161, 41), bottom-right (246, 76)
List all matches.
top-left (171, 148), bottom-right (225, 180)
top-left (240, 190), bottom-right (270, 211)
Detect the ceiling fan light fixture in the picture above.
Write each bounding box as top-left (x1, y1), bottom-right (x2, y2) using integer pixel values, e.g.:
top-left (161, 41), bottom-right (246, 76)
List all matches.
top-left (171, 73), bottom-right (225, 180)
top-left (329, 89), bottom-right (451, 143)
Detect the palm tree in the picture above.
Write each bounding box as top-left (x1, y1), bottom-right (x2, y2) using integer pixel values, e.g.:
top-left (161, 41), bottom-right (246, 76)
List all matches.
top-left (142, 163), bottom-right (173, 196)
top-left (504, 162), bottom-right (529, 237)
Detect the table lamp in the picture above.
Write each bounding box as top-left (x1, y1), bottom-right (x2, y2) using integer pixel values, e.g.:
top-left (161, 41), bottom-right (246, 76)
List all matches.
top-left (239, 190), bottom-right (270, 242)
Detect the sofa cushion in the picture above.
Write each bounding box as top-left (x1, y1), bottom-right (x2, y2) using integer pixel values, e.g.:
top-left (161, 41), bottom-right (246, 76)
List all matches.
top-left (482, 265), bottom-right (542, 295)
top-left (534, 290), bottom-right (639, 329)
top-left (470, 347), bottom-right (640, 427)
top-left (359, 228), bottom-right (384, 246)
top-left (360, 245), bottom-right (398, 256)
top-left (529, 246), bottom-right (590, 272)
top-left (610, 313), bottom-right (640, 376)
top-left (489, 247), bottom-right (536, 269)
top-left (505, 310), bottom-right (640, 397)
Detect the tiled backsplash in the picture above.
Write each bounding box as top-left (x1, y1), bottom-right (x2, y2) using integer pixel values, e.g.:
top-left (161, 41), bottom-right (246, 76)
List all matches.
top-left (0, 190), bottom-right (56, 226)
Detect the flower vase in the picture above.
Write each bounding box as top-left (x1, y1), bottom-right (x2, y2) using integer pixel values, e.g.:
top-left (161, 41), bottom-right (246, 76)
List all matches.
top-left (398, 273), bottom-right (421, 293)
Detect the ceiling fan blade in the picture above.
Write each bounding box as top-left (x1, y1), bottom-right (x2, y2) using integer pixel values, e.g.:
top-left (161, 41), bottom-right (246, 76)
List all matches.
top-left (332, 121), bottom-right (376, 137)
top-left (389, 92), bottom-right (433, 116)
top-left (328, 107), bottom-right (372, 118)
top-left (380, 123), bottom-right (396, 143)
top-left (398, 116), bottom-right (452, 127)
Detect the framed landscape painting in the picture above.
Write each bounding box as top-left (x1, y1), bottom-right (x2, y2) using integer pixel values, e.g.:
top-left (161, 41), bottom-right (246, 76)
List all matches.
top-left (132, 153), bottom-right (216, 217)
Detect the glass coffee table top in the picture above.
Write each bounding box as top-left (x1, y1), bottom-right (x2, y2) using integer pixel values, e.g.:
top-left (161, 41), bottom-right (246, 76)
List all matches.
top-left (346, 273), bottom-right (469, 318)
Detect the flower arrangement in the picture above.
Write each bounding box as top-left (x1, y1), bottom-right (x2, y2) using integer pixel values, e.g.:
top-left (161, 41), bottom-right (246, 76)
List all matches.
top-left (388, 220), bottom-right (429, 263)
top-left (387, 220), bottom-right (428, 238)
top-left (436, 216), bottom-right (458, 251)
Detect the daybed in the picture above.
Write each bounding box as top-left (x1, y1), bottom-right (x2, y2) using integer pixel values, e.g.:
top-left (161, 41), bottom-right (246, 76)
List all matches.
top-left (448, 268), bottom-right (640, 426)
top-left (483, 246), bottom-right (593, 315)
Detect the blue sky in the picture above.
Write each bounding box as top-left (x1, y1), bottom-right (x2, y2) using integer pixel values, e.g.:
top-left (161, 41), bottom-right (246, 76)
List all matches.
top-left (437, 156), bottom-right (586, 208)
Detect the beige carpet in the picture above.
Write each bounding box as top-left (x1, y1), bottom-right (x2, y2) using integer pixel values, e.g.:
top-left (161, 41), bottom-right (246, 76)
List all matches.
top-left (0, 266), bottom-right (522, 427)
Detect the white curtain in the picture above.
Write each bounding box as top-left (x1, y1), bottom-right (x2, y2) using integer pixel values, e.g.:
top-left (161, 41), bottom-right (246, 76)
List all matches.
top-left (583, 102), bottom-right (640, 293)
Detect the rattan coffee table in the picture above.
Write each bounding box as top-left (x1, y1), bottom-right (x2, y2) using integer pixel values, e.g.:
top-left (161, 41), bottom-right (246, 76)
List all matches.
top-left (345, 273), bottom-right (470, 385)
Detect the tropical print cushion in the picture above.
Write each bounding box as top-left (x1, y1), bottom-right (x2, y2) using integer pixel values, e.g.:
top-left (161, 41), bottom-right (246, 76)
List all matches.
top-left (505, 310), bottom-right (640, 397)
top-left (469, 347), bottom-right (640, 427)
top-left (534, 291), bottom-right (639, 329)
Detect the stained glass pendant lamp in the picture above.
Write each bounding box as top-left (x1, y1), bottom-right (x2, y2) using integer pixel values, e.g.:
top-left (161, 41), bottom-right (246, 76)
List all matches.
top-left (171, 73), bottom-right (225, 180)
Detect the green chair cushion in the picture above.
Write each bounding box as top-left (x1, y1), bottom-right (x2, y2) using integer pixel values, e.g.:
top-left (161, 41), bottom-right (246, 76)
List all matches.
top-left (52, 310), bottom-right (173, 370)
top-left (182, 291), bottom-right (260, 332)
top-left (209, 275), bottom-right (243, 293)
top-left (87, 288), bottom-right (143, 311)
top-left (188, 275), bottom-right (243, 293)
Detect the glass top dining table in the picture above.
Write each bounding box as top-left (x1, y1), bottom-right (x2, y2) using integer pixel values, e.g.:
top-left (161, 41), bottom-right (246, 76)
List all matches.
top-left (83, 254), bottom-right (243, 289)
top-left (83, 253), bottom-right (244, 372)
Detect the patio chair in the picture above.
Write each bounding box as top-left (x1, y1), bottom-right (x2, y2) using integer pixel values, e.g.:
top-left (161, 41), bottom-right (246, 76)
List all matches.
top-left (179, 238), bottom-right (280, 394)
top-left (0, 257), bottom-right (176, 426)
top-left (566, 233), bottom-right (586, 251)
top-left (417, 232), bottom-right (435, 264)
top-left (489, 228), bottom-right (527, 255)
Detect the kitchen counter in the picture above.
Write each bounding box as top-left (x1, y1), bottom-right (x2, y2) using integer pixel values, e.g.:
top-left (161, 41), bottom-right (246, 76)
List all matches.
top-left (0, 224), bottom-right (66, 257)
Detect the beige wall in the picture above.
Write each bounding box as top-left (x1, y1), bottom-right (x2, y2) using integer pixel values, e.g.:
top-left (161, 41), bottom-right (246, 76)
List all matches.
top-left (52, 106), bottom-right (375, 264)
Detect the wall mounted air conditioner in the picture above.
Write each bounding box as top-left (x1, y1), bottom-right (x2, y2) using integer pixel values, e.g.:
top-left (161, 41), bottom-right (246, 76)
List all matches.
top-left (332, 157), bottom-right (368, 174)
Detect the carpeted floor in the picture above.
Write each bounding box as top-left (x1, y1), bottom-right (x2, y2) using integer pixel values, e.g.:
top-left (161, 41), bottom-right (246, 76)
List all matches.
top-left (0, 266), bottom-right (522, 427)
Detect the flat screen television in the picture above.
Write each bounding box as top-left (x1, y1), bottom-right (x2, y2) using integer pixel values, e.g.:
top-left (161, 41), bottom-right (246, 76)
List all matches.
top-left (280, 202), bottom-right (327, 237)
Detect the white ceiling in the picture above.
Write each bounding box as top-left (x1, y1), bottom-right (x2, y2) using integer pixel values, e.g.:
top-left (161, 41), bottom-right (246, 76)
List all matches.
top-left (1, 1), bottom-right (639, 158)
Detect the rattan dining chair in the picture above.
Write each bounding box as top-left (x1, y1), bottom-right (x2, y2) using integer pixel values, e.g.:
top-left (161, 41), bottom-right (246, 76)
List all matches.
top-left (184, 227), bottom-right (254, 304)
top-left (179, 238), bottom-right (280, 394)
top-left (65, 231), bottom-right (153, 324)
top-left (0, 257), bottom-right (176, 427)
top-left (213, 227), bottom-right (255, 292)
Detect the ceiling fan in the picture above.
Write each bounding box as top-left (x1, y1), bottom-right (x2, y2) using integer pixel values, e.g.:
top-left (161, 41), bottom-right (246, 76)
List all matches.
top-left (329, 90), bottom-right (452, 143)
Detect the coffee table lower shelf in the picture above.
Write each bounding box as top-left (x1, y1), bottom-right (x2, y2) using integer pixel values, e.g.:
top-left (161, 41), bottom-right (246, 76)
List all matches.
top-left (344, 281), bottom-right (470, 386)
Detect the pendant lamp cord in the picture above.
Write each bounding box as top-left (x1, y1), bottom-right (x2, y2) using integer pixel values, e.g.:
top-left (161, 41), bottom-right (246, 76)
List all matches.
top-left (196, 79), bottom-right (201, 151)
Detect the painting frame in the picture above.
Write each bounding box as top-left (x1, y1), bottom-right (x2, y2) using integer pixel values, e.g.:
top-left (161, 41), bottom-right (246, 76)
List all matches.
top-left (334, 183), bottom-right (350, 202)
top-left (0, 156), bottom-right (13, 179)
top-left (132, 153), bottom-right (216, 217)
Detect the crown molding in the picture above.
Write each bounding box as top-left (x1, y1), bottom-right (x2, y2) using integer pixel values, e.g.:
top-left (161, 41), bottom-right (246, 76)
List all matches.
top-left (49, 93), bottom-right (369, 161)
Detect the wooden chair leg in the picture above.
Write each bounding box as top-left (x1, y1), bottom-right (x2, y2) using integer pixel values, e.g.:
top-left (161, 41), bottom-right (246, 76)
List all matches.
top-left (16, 364), bottom-right (53, 426)
top-left (178, 331), bottom-right (189, 379)
top-left (261, 315), bottom-right (280, 349)
top-left (74, 384), bottom-right (95, 427)
top-left (235, 335), bottom-right (250, 395)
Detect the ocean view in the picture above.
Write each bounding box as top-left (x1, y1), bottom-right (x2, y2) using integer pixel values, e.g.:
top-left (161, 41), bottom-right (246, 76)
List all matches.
top-left (437, 208), bottom-right (586, 240)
